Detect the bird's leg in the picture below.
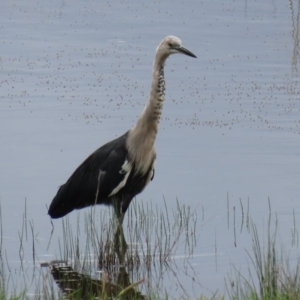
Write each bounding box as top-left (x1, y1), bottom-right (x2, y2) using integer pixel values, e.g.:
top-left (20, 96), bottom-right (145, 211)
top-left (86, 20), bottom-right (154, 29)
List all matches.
top-left (112, 198), bottom-right (127, 262)
top-left (116, 195), bottom-right (134, 254)
top-left (114, 213), bottom-right (128, 260)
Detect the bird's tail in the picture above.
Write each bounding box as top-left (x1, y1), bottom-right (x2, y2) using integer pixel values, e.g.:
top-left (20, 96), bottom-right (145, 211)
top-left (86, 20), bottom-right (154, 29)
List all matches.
top-left (48, 184), bottom-right (75, 219)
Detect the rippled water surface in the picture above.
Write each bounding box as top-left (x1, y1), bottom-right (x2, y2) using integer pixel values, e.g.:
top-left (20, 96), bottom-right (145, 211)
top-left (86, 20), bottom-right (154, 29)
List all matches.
top-left (1, 0), bottom-right (300, 298)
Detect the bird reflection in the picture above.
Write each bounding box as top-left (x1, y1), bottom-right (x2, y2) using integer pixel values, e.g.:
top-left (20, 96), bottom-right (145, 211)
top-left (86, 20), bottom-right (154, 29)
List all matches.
top-left (47, 261), bottom-right (145, 300)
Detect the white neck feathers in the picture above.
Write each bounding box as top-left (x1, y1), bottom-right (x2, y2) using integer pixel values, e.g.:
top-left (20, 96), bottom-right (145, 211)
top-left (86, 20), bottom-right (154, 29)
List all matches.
top-left (126, 54), bottom-right (167, 174)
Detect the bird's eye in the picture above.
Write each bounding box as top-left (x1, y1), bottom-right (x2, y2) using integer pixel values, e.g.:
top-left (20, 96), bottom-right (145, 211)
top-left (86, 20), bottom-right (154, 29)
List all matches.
top-left (168, 42), bottom-right (173, 47)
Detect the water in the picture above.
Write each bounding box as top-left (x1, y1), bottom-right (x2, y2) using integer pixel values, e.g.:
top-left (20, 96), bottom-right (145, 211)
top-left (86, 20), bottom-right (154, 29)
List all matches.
top-left (1, 0), bottom-right (300, 298)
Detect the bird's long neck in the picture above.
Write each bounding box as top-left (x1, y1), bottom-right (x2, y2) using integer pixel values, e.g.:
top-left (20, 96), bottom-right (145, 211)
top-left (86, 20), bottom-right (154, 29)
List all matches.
top-left (127, 56), bottom-right (167, 173)
top-left (139, 62), bottom-right (166, 130)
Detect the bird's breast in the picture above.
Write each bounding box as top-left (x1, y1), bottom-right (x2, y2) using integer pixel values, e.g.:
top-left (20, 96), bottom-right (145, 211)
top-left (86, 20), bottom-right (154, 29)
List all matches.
top-left (132, 144), bottom-right (156, 176)
top-left (127, 129), bottom-right (156, 176)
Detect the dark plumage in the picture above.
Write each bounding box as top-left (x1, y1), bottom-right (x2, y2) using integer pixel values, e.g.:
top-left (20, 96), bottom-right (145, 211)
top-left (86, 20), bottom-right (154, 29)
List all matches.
top-left (48, 132), bottom-right (154, 219)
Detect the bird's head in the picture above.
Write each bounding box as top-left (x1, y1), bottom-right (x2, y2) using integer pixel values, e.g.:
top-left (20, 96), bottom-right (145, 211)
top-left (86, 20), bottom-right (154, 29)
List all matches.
top-left (156, 36), bottom-right (197, 60)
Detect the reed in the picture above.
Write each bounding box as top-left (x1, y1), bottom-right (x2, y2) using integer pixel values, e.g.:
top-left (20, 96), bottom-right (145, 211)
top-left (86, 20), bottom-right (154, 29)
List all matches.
top-left (227, 213), bottom-right (300, 300)
top-left (1, 198), bottom-right (300, 299)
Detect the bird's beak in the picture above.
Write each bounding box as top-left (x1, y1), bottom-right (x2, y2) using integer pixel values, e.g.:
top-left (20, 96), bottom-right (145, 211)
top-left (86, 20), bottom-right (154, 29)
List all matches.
top-left (177, 45), bottom-right (197, 58)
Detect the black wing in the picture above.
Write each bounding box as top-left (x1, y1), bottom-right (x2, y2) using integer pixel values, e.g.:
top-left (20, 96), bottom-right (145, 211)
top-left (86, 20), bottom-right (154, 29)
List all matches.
top-left (48, 132), bottom-right (130, 219)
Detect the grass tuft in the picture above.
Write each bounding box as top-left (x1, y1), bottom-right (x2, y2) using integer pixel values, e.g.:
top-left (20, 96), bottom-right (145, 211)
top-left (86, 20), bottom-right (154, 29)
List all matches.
top-left (227, 214), bottom-right (300, 300)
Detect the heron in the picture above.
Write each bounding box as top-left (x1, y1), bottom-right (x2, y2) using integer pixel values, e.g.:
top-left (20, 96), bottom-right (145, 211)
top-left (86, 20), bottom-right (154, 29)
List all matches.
top-left (48, 36), bottom-right (196, 253)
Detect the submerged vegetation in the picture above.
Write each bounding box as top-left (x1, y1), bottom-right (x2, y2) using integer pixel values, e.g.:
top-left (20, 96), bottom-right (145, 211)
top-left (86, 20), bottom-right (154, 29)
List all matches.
top-left (0, 198), bottom-right (300, 299)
